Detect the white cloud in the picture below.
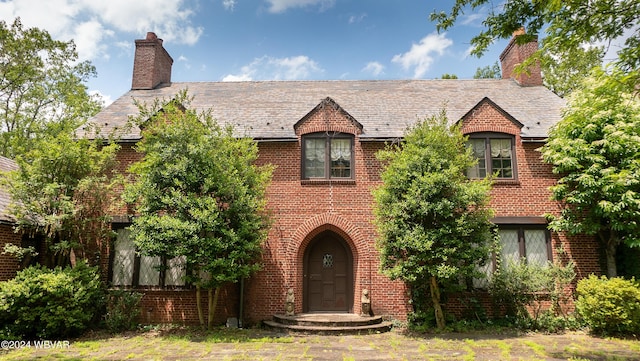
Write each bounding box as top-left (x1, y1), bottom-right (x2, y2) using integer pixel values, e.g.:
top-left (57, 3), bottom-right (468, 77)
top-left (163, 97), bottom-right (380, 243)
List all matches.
top-left (265, 0), bottom-right (335, 13)
top-left (349, 13), bottom-right (367, 24)
top-left (72, 20), bottom-right (114, 61)
top-left (223, 0), bottom-right (237, 11)
top-left (89, 90), bottom-right (113, 107)
top-left (0, 0), bottom-right (203, 62)
top-left (223, 73), bottom-right (253, 82)
top-left (362, 61), bottom-right (384, 76)
top-left (222, 55), bottom-right (323, 81)
top-left (392, 32), bottom-right (453, 78)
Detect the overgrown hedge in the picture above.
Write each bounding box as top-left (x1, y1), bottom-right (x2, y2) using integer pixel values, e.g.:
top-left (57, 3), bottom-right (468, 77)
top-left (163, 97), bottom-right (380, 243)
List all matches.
top-left (576, 275), bottom-right (640, 335)
top-left (0, 262), bottom-right (105, 339)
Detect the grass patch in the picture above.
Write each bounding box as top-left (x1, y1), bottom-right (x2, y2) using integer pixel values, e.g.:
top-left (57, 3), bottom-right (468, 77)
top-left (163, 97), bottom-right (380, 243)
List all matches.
top-left (523, 339), bottom-right (547, 358)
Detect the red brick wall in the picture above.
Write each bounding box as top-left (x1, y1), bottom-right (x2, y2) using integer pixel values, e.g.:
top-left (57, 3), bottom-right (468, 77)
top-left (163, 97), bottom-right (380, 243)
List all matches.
top-left (138, 284), bottom-right (238, 325)
top-left (0, 224), bottom-right (21, 281)
top-left (451, 97), bottom-right (602, 317)
top-left (106, 98), bottom-right (601, 325)
top-left (244, 113), bottom-right (411, 323)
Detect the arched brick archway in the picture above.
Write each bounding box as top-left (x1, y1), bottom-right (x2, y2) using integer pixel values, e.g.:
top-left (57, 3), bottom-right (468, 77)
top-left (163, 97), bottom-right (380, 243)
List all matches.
top-left (290, 213), bottom-right (363, 314)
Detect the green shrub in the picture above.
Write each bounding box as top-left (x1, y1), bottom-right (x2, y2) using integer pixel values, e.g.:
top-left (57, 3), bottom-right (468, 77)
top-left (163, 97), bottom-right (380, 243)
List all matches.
top-left (105, 290), bottom-right (143, 332)
top-left (575, 275), bottom-right (640, 335)
top-left (488, 259), bottom-right (575, 321)
top-left (0, 262), bottom-right (105, 339)
top-left (488, 260), bottom-right (546, 318)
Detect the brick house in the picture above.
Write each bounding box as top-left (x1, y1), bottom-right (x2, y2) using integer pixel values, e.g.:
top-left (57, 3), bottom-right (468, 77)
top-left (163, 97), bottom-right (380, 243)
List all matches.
top-left (86, 32), bottom-right (600, 325)
top-left (0, 156), bottom-right (21, 282)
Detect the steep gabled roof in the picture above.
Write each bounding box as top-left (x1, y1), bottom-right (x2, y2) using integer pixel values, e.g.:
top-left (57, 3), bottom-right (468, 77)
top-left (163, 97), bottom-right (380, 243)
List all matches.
top-left (85, 79), bottom-right (564, 141)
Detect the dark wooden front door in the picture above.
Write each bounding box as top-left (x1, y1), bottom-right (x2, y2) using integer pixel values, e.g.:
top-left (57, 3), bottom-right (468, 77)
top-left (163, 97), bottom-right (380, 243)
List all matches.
top-left (304, 231), bottom-right (352, 312)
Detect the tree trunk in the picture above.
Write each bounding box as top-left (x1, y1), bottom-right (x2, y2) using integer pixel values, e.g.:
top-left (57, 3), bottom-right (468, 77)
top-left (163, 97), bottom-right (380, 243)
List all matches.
top-left (604, 231), bottom-right (618, 278)
top-left (208, 286), bottom-right (221, 330)
top-left (196, 285), bottom-right (205, 327)
top-left (429, 276), bottom-right (445, 330)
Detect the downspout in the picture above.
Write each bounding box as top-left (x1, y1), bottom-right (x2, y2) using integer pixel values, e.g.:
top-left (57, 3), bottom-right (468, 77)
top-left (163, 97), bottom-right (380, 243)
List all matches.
top-left (238, 277), bottom-right (244, 328)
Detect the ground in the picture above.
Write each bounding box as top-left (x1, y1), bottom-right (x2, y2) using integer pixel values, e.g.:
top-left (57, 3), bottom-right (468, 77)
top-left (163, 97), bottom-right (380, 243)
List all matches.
top-left (2, 326), bottom-right (640, 360)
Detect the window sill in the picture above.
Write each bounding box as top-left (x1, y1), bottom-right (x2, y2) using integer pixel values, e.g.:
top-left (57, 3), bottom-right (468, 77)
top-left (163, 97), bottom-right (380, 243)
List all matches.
top-left (493, 179), bottom-right (520, 186)
top-left (108, 286), bottom-right (192, 291)
top-left (301, 179), bottom-right (356, 186)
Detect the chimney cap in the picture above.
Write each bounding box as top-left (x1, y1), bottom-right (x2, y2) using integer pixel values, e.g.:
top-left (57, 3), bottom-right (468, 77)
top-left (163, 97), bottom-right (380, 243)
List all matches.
top-left (146, 32), bottom-right (158, 40)
top-left (513, 27), bottom-right (526, 37)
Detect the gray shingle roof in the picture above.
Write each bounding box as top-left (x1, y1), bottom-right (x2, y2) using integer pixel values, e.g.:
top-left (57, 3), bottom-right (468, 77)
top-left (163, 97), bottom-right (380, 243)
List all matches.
top-left (0, 156), bottom-right (18, 223)
top-left (86, 79), bottom-right (565, 141)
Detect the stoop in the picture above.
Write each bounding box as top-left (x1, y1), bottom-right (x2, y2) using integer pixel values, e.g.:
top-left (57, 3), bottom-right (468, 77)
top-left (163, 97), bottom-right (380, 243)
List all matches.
top-left (263, 313), bottom-right (392, 335)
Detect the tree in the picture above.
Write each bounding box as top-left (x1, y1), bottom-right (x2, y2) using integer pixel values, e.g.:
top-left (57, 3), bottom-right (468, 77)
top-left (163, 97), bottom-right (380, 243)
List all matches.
top-left (474, 61), bottom-right (501, 79)
top-left (2, 128), bottom-right (121, 269)
top-left (125, 90), bottom-right (273, 329)
top-left (0, 18), bottom-right (102, 158)
top-left (430, 0), bottom-right (640, 73)
top-left (540, 45), bottom-right (604, 97)
top-left (440, 73), bottom-right (458, 79)
top-left (541, 67), bottom-right (640, 278)
top-left (373, 111), bottom-right (494, 329)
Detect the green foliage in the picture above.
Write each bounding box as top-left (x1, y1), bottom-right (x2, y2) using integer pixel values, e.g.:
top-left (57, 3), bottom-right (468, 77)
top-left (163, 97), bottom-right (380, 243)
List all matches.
top-left (2, 130), bottom-right (121, 269)
top-left (374, 111), bottom-right (493, 284)
top-left (125, 89), bottom-right (273, 289)
top-left (489, 259), bottom-right (575, 321)
top-left (440, 73), bottom-right (458, 79)
top-left (541, 67), bottom-right (640, 276)
top-left (530, 310), bottom-right (581, 333)
top-left (473, 62), bottom-right (501, 79)
top-left (105, 290), bottom-right (143, 333)
top-left (0, 18), bottom-right (102, 158)
top-left (540, 46), bottom-right (604, 97)
top-left (373, 111), bottom-right (494, 328)
top-left (430, 0), bottom-right (640, 73)
top-left (489, 260), bottom-right (545, 318)
top-left (575, 275), bottom-right (640, 335)
top-left (0, 262), bottom-right (105, 339)
top-left (617, 244), bottom-right (640, 279)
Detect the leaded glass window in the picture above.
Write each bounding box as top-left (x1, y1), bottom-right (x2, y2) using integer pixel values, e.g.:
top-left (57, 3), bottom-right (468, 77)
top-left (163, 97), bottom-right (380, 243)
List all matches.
top-left (110, 227), bottom-right (187, 287)
top-left (112, 229), bottom-right (135, 286)
top-left (302, 134), bottom-right (353, 179)
top-left (466, 133), bottom-right (515, 179)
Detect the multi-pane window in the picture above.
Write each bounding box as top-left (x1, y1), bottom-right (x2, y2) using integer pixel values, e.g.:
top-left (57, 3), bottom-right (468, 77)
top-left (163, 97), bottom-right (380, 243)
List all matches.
top-left (499, 228), bottom-right (551, 267)
top-left (473, 226), bottom-right (551, 288)
top-left (303, 134), bottom-right (353, 179)
top-left (111, 228), bottom-right (186, 287)
top-left (467, 134), bottom-right (515, 179)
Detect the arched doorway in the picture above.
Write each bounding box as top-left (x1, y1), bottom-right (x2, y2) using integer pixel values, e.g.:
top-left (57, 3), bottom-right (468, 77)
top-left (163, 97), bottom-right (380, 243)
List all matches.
top-left (303, 230), bottom-right (353, 312)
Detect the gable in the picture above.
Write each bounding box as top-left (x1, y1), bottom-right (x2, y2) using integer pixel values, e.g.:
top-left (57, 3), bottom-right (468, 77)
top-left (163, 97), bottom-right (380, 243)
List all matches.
top-left (459, 97), bottom-right (523, 136)
top-left (294, 97), bottom-right (363, 137)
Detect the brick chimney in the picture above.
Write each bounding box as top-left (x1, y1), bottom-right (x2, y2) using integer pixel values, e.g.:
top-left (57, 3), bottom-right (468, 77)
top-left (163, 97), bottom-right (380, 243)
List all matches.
top-left (132, 32), bottom-right (174, 90)
top-left (499, 28), bottom-right (542, 86)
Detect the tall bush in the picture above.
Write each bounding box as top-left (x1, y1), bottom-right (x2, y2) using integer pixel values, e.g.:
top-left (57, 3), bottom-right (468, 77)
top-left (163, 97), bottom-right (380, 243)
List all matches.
top-left (105, 290), bottom-right (143, 333)
top-left (576, 275), bottom-right (640, 335)
top-left (0, 263), bottom-right (105, 339)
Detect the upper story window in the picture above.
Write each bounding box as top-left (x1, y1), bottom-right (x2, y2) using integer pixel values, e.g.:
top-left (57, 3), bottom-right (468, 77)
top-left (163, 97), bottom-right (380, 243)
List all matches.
top-left (466, 133), bottom-right (516, 179)
top-left (302, 133), bottom-right (354, 179)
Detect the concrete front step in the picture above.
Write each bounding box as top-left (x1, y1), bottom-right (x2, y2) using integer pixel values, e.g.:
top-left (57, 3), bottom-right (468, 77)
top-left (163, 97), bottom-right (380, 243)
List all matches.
top-left (264, 313), bottom-right (393, 335)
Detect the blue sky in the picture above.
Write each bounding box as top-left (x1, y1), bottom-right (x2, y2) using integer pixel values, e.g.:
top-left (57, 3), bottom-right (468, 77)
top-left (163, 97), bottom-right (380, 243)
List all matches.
top-left (0, 0), bottom-right (510, 105)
